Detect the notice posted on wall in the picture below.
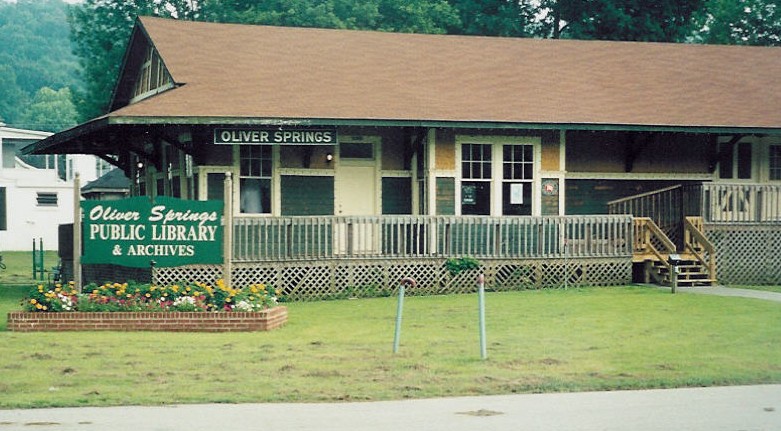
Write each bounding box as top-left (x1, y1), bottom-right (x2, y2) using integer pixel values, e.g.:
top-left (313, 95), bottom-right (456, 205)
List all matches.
top-left (510, 183), bottom-right (524, 205)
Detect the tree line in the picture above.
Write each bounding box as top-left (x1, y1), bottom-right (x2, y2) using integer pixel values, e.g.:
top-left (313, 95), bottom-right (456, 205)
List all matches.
top-left (1, 0), bottom-right (779, 132)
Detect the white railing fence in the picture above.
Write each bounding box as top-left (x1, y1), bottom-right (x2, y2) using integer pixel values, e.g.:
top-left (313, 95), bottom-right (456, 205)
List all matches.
top-left (232, 215), bottom-right (634, 262)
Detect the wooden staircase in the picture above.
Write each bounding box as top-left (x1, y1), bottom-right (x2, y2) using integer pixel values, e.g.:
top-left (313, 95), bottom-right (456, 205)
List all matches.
top-left (633, 217), bottom-right (717, 288)
top-left (645, 255), bottom-right (715, 287)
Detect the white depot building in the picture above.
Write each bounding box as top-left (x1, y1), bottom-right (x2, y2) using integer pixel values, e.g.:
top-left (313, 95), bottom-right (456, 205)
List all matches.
top-left (0, 124), bottom-right (109, 251)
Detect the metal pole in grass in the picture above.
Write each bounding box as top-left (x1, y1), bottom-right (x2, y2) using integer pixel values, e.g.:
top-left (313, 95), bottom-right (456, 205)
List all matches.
top-left (393, 277), bottom-right (416, 353)
top-left (478, 273), bottom-right (487, 360)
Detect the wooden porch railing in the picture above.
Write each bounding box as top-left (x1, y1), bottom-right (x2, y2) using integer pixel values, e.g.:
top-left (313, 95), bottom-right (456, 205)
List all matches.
top-left (632, 217), bottom-right (676, 269)
top-left (231, 215), bottom-right (634, 262)
top-left (608, 185), bottom-right (685, 248)
top-left (699, 183), bottom-right (781, 223)
top-left (683, 216), bottom-right (717, 281)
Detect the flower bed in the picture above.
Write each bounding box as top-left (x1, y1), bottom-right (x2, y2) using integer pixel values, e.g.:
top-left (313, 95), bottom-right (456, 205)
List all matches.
top-left (9, 280), bottom-right (287, 332)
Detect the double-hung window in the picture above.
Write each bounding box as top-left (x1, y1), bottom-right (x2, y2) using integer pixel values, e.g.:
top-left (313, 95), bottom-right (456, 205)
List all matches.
top-left (239, 145), bottom-right (272, 214)
top-left (770, 144), bottom-right (781, 181)
top-left (461, 143), bottom-right (492, 215)
top-left (501, 144), bottom-right (533, 215)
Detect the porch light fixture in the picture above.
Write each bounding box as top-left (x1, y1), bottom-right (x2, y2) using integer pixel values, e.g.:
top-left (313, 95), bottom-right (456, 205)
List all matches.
top-left (326, 152), bottom-right (333, 162)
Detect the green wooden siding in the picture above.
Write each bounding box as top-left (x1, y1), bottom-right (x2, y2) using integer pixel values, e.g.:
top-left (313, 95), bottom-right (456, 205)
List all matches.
top-left (382, 177), bottom-right (411, 214)
top-left (436, 177), bottom-right (455, 215)
top-left (565, 179), bottom-right (694, 215)
top-left (281, 175), bottom-right (334, 216)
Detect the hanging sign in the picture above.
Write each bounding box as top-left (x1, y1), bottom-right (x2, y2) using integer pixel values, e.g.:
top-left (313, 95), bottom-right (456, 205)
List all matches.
top-left (81, 197), bottom-right (223, 268)
top-left (214, 127), bottom-right (337, 145)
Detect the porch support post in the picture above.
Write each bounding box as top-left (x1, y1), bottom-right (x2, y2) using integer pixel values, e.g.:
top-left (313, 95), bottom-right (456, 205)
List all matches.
top-left (223, 172), bottom-right (233, 288)
top-left (73, 173), bottom-right (82, 292)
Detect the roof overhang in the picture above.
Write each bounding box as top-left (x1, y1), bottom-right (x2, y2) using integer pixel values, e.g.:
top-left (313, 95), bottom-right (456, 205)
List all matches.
top-left (21, 115), bottom-right (781, 157)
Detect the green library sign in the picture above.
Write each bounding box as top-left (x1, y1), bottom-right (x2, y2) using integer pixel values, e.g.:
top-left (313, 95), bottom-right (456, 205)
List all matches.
top-left (81, 197), bottom-right (223, 268)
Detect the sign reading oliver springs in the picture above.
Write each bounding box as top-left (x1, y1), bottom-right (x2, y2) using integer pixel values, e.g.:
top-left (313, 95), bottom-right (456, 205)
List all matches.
top-left (81, 197), bottom-right (223, 268)
top-left (214, 127), bottom-right (337, 145)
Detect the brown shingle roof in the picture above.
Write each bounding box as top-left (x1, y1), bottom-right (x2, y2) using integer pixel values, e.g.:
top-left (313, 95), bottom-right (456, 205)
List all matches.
top-left (113, 16), bottom-right (781, 130)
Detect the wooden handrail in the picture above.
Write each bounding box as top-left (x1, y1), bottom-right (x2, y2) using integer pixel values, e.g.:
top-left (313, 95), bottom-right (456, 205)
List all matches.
top-left (684, 216), bottom-right (717, 281)
top-left (633, 217), bottom-right (676, 269)
top-left (607, 184), bottom-right (682, 208)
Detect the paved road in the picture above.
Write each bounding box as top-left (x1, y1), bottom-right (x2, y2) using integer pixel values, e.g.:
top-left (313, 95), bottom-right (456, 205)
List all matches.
top-left (1, 384), bottom-right (780, 431)
top-left (675, 285), bottom-right (781, 303)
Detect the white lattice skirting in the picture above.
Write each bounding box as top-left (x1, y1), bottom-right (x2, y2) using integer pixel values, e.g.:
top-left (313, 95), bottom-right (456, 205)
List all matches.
top-left (153, 257), bottom-right (632, 301)
top-left (705, 223), bottom-right (781, 285)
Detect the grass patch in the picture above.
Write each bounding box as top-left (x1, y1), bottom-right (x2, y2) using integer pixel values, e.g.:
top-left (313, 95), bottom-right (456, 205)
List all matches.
top-left (0, 251), bottom-right (59, 286)
top-left (0, 286), bottom-right (779, 408)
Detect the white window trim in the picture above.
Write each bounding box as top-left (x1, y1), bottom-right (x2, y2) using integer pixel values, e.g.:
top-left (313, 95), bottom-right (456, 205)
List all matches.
top-left (232, 145), bottom-right (276, 216)
top-left (455, 135), bottom-right (541, 216)
top-left (196, 166), bottom-right (237, 211)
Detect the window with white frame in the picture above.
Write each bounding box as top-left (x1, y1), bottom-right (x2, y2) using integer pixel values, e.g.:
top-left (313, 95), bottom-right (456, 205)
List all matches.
top-left (770, 144), bottom-right (781, 181)
top-left (461, 143), bottom-right (492, 215)
top-left (501, 144), bottom-right (533, 216)
top-left (239, 145), bottom-right (272, 214)
top-left (459, 140), bottom-right (535, 216)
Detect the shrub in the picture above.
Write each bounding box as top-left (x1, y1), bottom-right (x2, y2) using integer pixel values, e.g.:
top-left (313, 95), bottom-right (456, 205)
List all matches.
top-left (444, 257), bottom-right (481, 276)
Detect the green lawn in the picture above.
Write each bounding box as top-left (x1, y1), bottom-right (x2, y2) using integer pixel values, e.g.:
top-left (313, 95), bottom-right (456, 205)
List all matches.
top-left (1, 285), bottom-right (780, 408)
top-left (0, 251), bottom-right (59, 286)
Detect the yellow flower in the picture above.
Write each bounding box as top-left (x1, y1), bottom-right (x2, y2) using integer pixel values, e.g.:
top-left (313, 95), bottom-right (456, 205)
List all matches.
top-left (41, 305), bottom-right (47, 311)
top-left (30, 299), bottom-right (37, 304)
top-left (145, 293), bottom-right (151, 298)
top-left (35, 303), bottom-right (43, 310)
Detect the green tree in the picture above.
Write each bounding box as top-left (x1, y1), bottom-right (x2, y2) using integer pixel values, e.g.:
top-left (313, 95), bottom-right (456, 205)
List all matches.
top-left (0, 0), bottom-right (81, 128)
top-left (694, 0), bottom-right (780, 46)
top-left (68, 0), bottom-right (200, 120)
top-left (200, 0), bottom-right (458, 33)
top-left (446, 0), bottom-right (538, 37)
top-left (538, 0), bottom-right (704, 42)
top-left (18, 87), bottom-right (79, 133)
top-left (0, 64), bottom-right (29, 125)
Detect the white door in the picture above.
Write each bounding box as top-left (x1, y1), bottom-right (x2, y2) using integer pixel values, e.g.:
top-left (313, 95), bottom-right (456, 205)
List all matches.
top-left (334, 157), bottom-right (379, 254)
top-left (335, 164), bottom-right (376, 216)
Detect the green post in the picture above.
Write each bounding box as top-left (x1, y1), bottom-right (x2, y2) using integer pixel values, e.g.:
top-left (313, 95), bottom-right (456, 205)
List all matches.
top-left (32, 237), bottom-right (44, 280)
top-left (478, 273), bottom-right (487, 360)
top-left (393, 277), bottom-right (416, 354)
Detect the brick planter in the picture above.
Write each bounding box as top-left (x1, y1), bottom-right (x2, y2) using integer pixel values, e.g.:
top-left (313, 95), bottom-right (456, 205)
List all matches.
top-left (7, 306), bottom-right (287, 332)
